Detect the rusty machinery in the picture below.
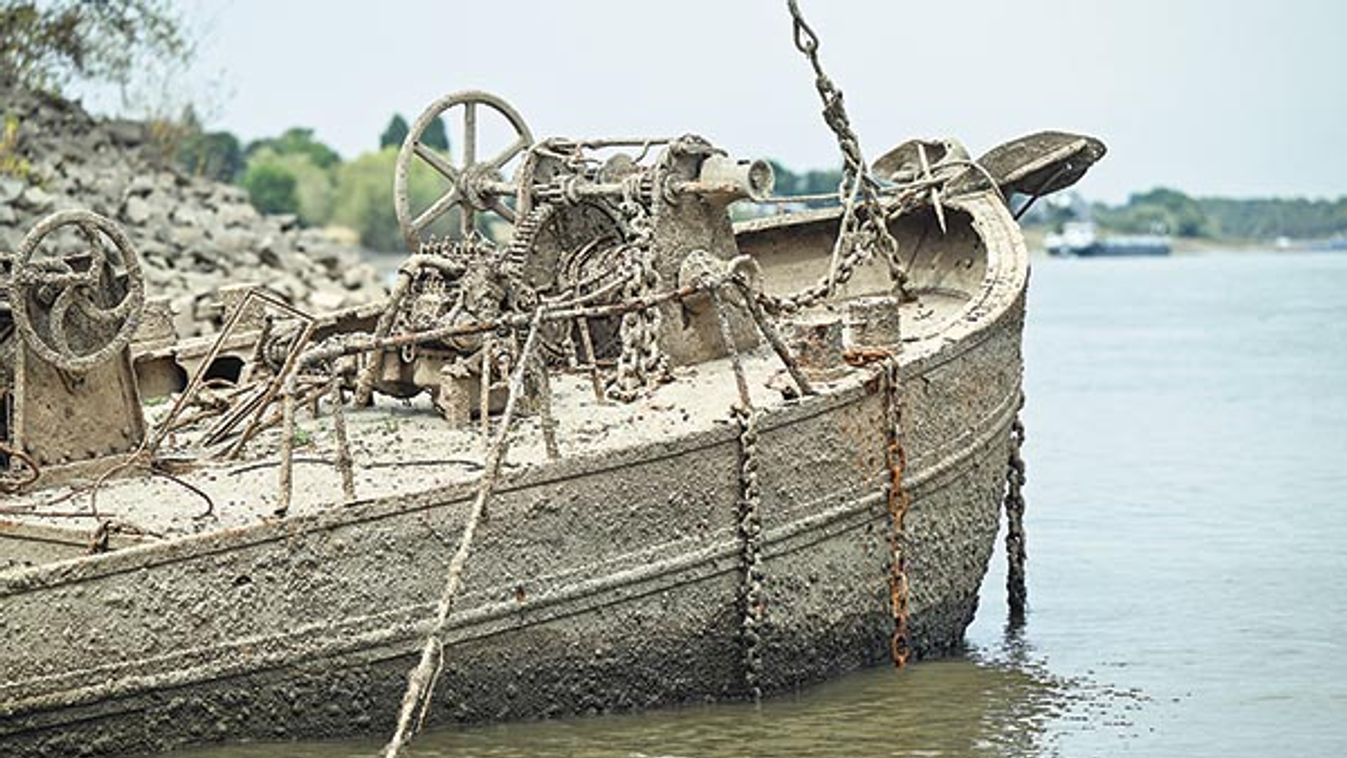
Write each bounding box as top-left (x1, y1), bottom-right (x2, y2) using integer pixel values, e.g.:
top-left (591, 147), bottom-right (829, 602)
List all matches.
top-left (363, 90), bottom-right (774, 419)
top-left (0, 210), bottom-right (146, 488)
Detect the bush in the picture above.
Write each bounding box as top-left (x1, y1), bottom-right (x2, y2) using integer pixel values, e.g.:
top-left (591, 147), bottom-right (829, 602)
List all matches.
top-left (245, 127), bottom-right (340, 170)
top-left (178, 129), bottom-right (243, 182)
top-left (244, 148), bottom-right (335, 226)
top-left (241, 162), bottom-right (298, 216)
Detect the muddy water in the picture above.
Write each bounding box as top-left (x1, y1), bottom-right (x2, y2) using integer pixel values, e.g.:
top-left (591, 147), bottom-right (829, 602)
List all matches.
top-left (168, 251), bottom-right (1347, 757)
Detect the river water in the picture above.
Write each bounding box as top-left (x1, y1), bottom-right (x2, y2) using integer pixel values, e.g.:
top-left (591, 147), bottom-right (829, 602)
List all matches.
top-left (171, 251), bottom-right (1347, 757)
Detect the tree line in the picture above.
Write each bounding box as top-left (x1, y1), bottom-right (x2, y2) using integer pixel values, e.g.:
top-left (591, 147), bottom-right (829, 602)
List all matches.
top-left (7, 2), bottom-right (1343, 250)
top-left (1081, 188), bottom-right (1347, 241)
top-left (170, 112), bottom-right (459, 252)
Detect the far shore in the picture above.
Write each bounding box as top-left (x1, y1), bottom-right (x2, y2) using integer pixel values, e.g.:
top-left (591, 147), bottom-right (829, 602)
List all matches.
top-left (1020, 226), bottom-right (1332, 256)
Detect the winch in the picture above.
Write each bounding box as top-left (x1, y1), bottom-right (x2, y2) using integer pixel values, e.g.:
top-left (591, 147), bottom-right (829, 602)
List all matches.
top-left (359, 90), bottom-right (775, 419)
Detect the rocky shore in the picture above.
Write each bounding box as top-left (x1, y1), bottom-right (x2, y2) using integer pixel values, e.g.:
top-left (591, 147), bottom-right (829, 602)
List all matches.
top-left (0, 84), bottom-right (385, 337)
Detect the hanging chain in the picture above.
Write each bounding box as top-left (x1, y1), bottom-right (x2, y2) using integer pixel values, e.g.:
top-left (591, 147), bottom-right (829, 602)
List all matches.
top-left (763, 0), bottom-right (907, 318)
top-left (607, 201), bottom-right (668, 402)
top-left (733, 404), bottom-right (766, 700)
top-left (881, 358), bottom-right (912, 667)
top-left (1004, 397), bottom-right (1028, 625)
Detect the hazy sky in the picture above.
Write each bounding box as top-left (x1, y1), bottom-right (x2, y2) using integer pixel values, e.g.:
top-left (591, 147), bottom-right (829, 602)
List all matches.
top-left (92, 0), bottom-right (1347, 202)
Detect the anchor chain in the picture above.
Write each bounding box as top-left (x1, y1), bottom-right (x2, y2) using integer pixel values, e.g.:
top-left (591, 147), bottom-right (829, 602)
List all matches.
top-left (764, 0), bottom-right (907, 317)
top-left (1004, 399), bottom-right (1028, 625)
top-left (607, 203), bottom-right (667, 401)
top-left (882, 357), bottom-right (912, 667)
top-left (732, 405), bottom-right (766, 700)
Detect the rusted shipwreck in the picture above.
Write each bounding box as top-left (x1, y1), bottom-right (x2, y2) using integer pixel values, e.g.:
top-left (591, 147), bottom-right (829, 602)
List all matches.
top-left (0, 71), bottom-right (1103, 756)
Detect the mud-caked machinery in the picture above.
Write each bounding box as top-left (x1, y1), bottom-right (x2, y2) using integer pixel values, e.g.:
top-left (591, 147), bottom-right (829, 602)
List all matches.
top-left (359, 91), bottom-right (777, 419)
top-left (0, 210), bottom-right (148, 491)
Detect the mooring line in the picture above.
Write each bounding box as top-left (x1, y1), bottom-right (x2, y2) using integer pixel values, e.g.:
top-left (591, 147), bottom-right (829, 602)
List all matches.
top-left (382, 307), bottom-right (546, 758)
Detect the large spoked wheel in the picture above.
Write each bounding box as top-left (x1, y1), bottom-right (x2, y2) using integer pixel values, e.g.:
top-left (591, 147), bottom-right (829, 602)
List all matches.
top-left (394, 90), bottom-right (533, 252)
top-left (11, 210), bottom-right (144, 373)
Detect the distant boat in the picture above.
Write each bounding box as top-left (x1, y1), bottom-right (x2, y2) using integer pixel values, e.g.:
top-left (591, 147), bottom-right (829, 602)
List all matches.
top-left (1282, 236), bottom-right (1347, 252)
top-left (1046, 220), bottom-right (1170, 257)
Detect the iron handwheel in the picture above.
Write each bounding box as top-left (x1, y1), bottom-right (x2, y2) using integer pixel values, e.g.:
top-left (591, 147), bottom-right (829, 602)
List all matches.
top-left (394, 91), bottom-right (533, 252)
top-left (10, 210), bottom-right (144, 373)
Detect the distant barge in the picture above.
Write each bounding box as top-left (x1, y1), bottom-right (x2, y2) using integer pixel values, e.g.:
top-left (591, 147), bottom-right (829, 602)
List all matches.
top-left (1047, 220), bottom-right (1170, 257)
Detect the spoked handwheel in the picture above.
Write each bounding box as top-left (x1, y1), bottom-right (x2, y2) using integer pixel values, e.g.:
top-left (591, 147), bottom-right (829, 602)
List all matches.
top-left (10, 210), bottom-right (145, 373)
top-left (394, 90), bottom-right (533, 252)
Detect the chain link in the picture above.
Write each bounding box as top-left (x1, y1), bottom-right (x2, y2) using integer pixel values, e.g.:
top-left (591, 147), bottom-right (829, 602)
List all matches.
top-left (733, 405), bottom-right (766, 700)
top-left (1004, 400), bottom-right (1028, 625)
top-left (607, 202), bottom-right (668, 402)
top-left (882, 357), bottom-right (912, 667)
top-left (763, 0), bottom-right (907, 318)
top-left (0, 441), bottom-right (41, 494)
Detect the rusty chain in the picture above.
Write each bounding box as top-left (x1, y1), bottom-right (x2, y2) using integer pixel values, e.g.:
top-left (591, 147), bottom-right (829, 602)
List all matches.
top-left (1004, 399), bottom-right (1028, 625)
top-left (733, 404), bottom-right (766, 701)
top-left (882, 357), bottom-right (912, 667)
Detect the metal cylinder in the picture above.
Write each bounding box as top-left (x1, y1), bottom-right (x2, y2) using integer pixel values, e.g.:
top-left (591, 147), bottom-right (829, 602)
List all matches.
top-left (696, 155), bottom-right (775, 202)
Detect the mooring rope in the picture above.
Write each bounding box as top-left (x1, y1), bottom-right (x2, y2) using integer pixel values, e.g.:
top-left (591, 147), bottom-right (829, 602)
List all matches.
top-left (382, 307), bottom-right (546, 758)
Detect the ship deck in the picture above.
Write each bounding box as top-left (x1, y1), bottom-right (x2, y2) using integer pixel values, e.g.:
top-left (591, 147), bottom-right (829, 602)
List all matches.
top-left (0, 291), bottom-right (969, 545)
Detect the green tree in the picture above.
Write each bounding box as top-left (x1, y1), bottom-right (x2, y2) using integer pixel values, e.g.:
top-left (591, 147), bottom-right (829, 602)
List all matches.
top-left (768, 160), bottom-right (800, 195)
top-left (0, 0), bottom-right (190, 93)
top-left (422, 116), bottom-right (449, 152)
top-left (241, 162), bottom-right (298, 215)
top-left (329, 147), bottom-right (449, 251)
top-left (245, 127), bottom-right (340, 169)
top-left (244, 148), bottom-right (334, 226)
top-left (765, 160), bottom-right (842, 207)
top-left (178, 130), bottom-right (243, 182)
top-left (379, 114), bottom-right (409, 149)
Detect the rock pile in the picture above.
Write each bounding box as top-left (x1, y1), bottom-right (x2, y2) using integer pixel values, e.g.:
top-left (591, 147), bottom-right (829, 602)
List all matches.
top-left (0, 84), bottom-right (385, 337)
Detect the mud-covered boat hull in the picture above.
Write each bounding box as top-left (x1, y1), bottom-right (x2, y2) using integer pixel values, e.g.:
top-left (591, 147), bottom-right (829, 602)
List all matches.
top-left (0, 192), bottom-right (1026, 757)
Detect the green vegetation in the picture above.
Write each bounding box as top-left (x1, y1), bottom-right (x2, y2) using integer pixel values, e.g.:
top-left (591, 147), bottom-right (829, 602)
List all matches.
top-left (328, 147), bottom-right (450, 251)
top-left (768, 161), bottom-right (842, 206)
top-left (1193, 196), bottom-right (1347, 240)
top-left (1094, 188), bottom-right (1210, 237)
top-left (1087, 187), bottom-right (1347, 241)
top-left (240, 162), bottom-right (298, 216)
top-left (245, 127), bottom-right (340, 170)
top-left (173, 106), bottom-right (242, 182)
top-left (421, 117), bottom-right (449, 152)
top-left (0, 114), bottom-right (32, 180)
top-left (191, 115), bottom-right (457, 251)
top-left (379, 115), bottom-right (409, 150)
